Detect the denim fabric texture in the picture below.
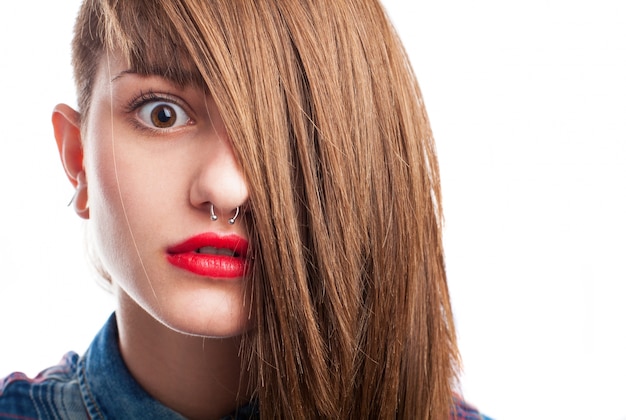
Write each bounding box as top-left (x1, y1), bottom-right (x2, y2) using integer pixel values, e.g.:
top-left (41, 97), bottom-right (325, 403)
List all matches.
top-left (0, 314), bottom-right (256, 420)
top-left (1, 313), bottom-right (490, 419)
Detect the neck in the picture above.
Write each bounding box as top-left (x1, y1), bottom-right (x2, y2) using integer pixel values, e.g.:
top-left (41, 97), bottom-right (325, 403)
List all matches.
top-left (115, 289), bottom-right (251, 420)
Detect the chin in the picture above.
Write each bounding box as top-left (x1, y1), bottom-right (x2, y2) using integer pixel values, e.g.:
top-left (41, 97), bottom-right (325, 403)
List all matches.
top-left (155, 298), bottom-right (252, 339)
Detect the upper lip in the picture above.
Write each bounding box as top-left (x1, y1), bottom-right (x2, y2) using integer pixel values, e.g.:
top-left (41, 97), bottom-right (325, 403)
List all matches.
top-left (167, 233), bottom-right (248, 258)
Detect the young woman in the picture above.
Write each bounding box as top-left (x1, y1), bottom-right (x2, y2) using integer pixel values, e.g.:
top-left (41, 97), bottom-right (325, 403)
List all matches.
top-left (0, 1), bottom-right (490, 419)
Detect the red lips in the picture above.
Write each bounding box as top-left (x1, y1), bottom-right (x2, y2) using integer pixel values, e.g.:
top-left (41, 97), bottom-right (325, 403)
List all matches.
top-left (166, 233), bottom-right (249, 279)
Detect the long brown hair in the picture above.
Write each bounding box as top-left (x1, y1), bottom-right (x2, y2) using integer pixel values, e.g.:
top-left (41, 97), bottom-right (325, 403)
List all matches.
top-left (72, 0), bottom-right (459, 418)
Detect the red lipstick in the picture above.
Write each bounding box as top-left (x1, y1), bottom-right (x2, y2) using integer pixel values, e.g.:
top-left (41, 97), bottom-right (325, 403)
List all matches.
top-left (166, 233), bottom-right (249, 279)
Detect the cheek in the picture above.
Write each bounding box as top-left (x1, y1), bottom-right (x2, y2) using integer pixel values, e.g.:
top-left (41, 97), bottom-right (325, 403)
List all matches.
top-left (85, 142), bottom-right (133, 278)
top-left (84, 131), bottom-right (172, 280)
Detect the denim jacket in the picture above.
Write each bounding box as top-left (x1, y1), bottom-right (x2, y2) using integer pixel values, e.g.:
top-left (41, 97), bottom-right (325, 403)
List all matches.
top-left (1, 314), bottom-right (489, 419)
top-left (0, 314), bottom-right (256, 419)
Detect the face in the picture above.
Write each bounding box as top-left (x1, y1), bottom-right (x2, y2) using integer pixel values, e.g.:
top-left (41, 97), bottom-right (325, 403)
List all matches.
top-left (79, 52), bottom-right (252, 338)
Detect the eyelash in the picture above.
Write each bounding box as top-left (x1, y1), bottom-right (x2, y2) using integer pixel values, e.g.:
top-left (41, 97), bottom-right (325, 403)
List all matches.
top-left (125, 90), bottom-right (163, 112)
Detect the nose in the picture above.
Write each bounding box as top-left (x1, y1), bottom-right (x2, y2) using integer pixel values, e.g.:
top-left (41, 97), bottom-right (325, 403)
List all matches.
top-left (190, 137), bottom-right (249, 222)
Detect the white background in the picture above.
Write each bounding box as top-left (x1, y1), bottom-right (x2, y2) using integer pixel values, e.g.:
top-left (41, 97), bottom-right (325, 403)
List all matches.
top-left (1, 1), bottom-right (624, 419)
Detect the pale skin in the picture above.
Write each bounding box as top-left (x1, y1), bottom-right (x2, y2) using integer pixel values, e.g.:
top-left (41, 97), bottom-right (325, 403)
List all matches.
top-left (52, 51), bottom-right (252, 419)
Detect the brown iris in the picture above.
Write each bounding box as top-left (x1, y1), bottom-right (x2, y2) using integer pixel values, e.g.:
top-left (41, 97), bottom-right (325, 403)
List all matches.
top-left (150, 104), bottom-right (177, 128)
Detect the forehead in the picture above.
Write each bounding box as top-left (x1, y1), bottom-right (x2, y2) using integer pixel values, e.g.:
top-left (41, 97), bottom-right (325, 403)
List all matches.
top-left (95, 48), bottom-right (207, 91)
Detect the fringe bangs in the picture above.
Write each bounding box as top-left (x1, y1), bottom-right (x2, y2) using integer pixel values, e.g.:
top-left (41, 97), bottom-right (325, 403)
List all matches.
top-left (73, 0), bottom-right (203, 114)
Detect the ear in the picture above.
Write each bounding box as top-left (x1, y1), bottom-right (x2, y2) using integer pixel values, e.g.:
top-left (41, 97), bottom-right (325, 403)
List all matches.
top-left (52, 104), bottom-right (89, 219)
top-left (52, 103), bottom-right (83, 187)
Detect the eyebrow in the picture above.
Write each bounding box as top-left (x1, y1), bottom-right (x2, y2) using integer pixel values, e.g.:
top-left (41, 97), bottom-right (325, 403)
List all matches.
top-left (111, 67), bottom-right (205, 88)
top-left (110, 69), bottom-right (137, 83)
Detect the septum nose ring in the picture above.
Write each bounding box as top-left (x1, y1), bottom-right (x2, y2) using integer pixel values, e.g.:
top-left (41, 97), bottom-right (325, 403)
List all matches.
top-left (210, 204), bottom-right (240, 225)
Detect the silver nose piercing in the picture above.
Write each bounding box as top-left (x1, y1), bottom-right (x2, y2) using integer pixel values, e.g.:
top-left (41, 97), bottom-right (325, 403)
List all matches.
top-left (228, 206), bottom-right (240, 225)
top-left (210, 204), bottom-right (240, 225)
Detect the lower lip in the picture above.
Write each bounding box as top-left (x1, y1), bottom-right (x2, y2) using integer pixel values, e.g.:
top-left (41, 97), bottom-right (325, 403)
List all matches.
top-left (166, 253), bottom-right (248, 278)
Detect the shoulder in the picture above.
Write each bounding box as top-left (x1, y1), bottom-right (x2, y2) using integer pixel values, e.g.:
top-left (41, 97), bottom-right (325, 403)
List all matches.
top-left (451, 395), bottom-right (495, 420)
top-left (0, 352), bottom-right (88, 419)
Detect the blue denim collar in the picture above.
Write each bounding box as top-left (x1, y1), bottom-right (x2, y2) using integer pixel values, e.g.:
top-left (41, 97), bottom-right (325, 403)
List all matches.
top-left (77, 313), bottom-right (188, 419)
top-left (76, 313), bottom-right (258, 419)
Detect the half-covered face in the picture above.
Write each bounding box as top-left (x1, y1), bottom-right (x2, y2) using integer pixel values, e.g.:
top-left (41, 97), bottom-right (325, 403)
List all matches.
top-left (80, 51), bottom-right (253, 338)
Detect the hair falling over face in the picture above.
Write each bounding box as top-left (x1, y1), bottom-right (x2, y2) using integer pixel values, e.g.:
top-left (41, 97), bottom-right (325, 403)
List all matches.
top-left (72, 0), bottom-right (460, 418)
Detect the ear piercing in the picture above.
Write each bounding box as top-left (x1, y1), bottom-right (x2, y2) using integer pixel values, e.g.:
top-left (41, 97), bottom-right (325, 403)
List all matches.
top-left (210, 204), bottom-right (240, 225)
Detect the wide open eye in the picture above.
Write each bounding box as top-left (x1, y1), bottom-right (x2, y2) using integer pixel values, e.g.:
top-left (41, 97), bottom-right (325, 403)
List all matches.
top-left (137, 101), bottom-right (190, 129)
